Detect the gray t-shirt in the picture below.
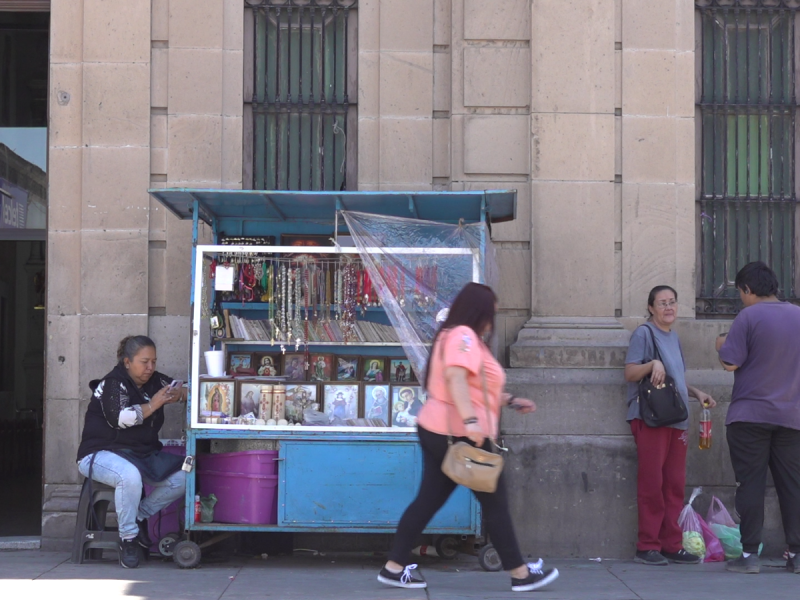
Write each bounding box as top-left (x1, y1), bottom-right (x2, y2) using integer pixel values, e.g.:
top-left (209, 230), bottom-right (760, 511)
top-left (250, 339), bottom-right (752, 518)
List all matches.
top-left (624, 323), bottom-right (689, 430)
top-left (718, 301), bottom-right (800, 430)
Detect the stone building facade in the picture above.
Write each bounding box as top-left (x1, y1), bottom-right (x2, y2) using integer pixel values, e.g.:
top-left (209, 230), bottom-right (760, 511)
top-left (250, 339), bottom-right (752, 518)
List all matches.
top-left (36, 0), bottom-right (789, 556)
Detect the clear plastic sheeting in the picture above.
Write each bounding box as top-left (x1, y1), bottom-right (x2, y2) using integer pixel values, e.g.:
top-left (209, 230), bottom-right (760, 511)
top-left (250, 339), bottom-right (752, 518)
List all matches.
top-left (342, 211), bottom-right (498, 386)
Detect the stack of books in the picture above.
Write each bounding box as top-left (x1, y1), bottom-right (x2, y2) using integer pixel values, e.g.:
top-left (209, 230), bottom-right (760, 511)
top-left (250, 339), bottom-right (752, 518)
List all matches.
top-left (227, 315), bottom-right (399, 343)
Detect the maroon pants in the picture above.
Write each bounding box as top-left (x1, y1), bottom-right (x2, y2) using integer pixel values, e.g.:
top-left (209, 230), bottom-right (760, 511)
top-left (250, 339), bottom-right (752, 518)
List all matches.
top-left (631, 418), bottom-right (688, 553)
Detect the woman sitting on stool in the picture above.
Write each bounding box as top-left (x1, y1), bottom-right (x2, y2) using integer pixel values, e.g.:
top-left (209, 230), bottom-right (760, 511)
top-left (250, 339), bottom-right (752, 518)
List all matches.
top-left (76, 335), bottom-right (186, 569)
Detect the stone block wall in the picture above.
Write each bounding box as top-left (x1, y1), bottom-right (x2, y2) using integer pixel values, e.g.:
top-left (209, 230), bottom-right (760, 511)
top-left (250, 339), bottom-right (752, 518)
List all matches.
top-left (503, 367), bottom-right (786, 558)
top-left (40, 0), bottom-right (771, 557)
top-left (43, 0), bottom-right (241, 549)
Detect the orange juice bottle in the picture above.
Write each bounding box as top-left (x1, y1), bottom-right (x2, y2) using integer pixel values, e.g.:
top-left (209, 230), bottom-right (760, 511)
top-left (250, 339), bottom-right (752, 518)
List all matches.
top-left (699, 404), bottom-right (712, 450)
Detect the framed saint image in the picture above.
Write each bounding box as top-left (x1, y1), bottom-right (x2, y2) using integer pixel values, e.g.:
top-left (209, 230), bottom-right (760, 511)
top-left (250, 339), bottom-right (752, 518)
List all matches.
top-left (285, 384), bottom-right (318, 424)
top-left (280, 233), bottom-right (334, 261)
top-left (199, 379), bottom-right (234, 424)
top-left (236, 381), bottom-right (277, 419)
top-left (323, 384), bottom-right (359, 425)
top-left (280, 233), bottom-right (333, 248)
top-left (254, 353), bottom-right (280, 376)
top-left (335, 356), bottom-right (359, 381)
top-left (364, 384), bottom-right (390, 426)
top-left (308, 353), bottom-right (333, 382)
top-left (283, 353), bottom-right (307, 381)
top-left (362, 358), bottom-right (386, 382)
top-left (391, 385), bottom-right (426, 428)
top-left (227, 352), bottom-right (253, 375)
top-left (389, 358), bottom-right (414, 383)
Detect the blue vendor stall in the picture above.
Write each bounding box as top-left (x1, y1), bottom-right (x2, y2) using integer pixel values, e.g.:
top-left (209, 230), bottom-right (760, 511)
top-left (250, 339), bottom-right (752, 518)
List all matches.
top-left (148, 189), bottom-right (517, 569)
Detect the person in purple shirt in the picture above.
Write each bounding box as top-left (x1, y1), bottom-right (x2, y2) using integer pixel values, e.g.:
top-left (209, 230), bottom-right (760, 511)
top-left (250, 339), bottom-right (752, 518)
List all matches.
top-left (716, 262), bottom-right (800, 575)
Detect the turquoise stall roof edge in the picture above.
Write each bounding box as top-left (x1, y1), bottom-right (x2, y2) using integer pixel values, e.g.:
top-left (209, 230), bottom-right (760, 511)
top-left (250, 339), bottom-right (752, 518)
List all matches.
top-left (148, 188), bottom-right (517, 225)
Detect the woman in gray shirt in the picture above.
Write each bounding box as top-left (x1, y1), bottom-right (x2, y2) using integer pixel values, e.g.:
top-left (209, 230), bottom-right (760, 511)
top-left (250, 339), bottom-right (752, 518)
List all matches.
top-left (624, 285), bottom-right (716, 566)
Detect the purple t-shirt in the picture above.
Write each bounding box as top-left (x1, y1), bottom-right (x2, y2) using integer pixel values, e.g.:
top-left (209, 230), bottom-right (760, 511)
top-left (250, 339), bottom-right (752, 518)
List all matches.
top-left (718, 301), bottom-right (800, 430)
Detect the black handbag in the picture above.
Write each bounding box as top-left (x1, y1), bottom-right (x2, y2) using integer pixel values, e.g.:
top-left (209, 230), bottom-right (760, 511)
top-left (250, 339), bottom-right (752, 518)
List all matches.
top-left (637, 325), bottom-right (688, 428)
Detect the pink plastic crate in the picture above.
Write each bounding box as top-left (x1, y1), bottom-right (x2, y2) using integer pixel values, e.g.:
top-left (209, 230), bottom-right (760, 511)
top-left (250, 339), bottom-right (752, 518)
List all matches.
top-left (196, 450), bottom-right (279, 475)
top-left (197, 470), bottom-right (278, 525)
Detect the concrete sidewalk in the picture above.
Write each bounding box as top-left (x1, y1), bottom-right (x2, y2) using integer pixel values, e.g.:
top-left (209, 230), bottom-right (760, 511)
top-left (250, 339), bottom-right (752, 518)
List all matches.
top-left (0, 550), bottom-right (797, 600)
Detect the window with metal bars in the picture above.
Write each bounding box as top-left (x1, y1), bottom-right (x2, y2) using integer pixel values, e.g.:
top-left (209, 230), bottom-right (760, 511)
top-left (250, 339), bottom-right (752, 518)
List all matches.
top-left (697, 0), bottom-right (800, 315)
top-left (244, 0), bottom-right (357, 192)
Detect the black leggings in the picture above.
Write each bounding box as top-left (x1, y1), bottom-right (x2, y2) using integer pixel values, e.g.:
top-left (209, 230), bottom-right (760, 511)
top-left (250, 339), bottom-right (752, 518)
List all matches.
top-left (388, 425), bottom-right (525, 570)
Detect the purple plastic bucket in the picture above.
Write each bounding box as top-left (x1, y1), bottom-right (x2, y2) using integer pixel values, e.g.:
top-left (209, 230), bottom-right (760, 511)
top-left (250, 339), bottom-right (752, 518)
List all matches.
top-left (196, 450), bottom-right (279, 475)
top-left (197, 470), bottom-right (279, 525)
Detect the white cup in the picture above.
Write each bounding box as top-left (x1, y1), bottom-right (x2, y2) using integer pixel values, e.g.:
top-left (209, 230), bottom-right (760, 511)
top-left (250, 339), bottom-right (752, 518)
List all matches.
top-left (204, 350), bottom-right (225, 377)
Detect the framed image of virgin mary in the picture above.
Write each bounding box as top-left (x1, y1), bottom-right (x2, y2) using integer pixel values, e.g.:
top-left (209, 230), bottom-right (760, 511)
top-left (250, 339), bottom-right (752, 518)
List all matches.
top-left (199, 379), bottom-right (234, 424)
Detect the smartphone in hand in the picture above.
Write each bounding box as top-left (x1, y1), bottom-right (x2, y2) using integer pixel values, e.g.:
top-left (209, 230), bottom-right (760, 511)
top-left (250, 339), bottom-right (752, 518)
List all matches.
top-left (168, 380), bottom-right (185, 391)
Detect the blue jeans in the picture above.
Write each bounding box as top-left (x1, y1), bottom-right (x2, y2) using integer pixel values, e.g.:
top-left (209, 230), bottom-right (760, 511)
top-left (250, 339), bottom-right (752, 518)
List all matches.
top-left (78, 451), bottom-right (186, 541)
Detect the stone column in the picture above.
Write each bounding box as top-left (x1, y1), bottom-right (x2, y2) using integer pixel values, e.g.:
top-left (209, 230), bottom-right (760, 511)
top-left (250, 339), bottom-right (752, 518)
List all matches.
top-left (510, 0), bottom-right (622, 368)
top-left (358, 0), bottom-right (434, 192)
top-left (620, 0), bottom-right (695, 317)
top-left (44, 0), bottom-right (152, 550)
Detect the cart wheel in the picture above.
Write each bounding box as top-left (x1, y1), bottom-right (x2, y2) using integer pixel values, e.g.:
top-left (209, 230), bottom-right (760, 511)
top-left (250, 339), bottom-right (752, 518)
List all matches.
top-left (434, 535), bottom-right (460, 560)
top-left (173, 540), bottom-right (202, 569)
top-left (478, 544), bottom-right (503, 572)
top-left (158, 532), bottom-right (181, 557)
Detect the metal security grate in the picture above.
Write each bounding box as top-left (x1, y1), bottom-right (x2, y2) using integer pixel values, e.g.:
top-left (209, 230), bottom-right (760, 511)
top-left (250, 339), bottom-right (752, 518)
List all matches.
top-left (247, 0), bottom-right (356, 191)
top-left (697, 0), bottom-right (800, 314)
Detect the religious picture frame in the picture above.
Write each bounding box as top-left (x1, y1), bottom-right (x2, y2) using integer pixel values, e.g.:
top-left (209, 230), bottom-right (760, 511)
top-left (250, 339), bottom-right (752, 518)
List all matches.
top-left (198, 378), bottom-right (234, 424)
top-left (389, 358), bottom-right (414, 383)
top-left (285, 383), bottom-right (319, 424)
top-left (308, 353), bottom-right (334, 382)
top-left (280, 233), bottom-right (333, 248)
top-left (323, 383), bottom-right (359, 426)
top-left (280, 233), bottom-right (334, 261)
top-left (282, 353), bottom-right (307, 381)
top-left (227, 351), bottom-right (253, 375)
top-left (335, 355), bottom-right (360, 381)
top-left (362, 357), bottom-right (386, 382)
top-left (253, 353), bottom-right (280, 377)
top-left (391, 384), bottom-right (427, 428)
top-left (363, 384), bottom-right (390, 427)
top-left (235, 380), bottom-right (275, 421)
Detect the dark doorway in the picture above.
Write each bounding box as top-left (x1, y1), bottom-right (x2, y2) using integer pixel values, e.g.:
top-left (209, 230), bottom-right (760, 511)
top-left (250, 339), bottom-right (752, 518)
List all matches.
top-left (0, 9), bottom-right (48, 538)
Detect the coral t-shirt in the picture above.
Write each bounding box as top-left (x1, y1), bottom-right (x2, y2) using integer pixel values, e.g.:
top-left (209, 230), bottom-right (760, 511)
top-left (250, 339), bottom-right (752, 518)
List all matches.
top-left (417, 326), bottom-right (506, 437)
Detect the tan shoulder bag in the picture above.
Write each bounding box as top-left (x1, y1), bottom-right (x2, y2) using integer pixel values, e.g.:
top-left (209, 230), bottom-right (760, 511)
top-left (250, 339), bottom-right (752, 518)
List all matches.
top-left (438, 332), bottom-right (505, 493)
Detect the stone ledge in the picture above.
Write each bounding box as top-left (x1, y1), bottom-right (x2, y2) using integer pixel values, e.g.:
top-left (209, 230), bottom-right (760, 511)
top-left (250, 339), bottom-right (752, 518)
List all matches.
top-left (43, 484), bottom-right (82, 513)
top-left (510, 317), bottom-right (630, 368)
top-left (0, 537), bottom-right (41, 551)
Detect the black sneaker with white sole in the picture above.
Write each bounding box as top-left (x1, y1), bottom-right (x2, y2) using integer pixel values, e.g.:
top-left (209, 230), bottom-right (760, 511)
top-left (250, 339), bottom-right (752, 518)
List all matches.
top-left (662, 548), bottom-right (701, 564)
top-left (118, 538), bottom-right (140, 569)
top-left (511, 560), bottom-right (559, 592)
top-left (377, 564), bottom-right (427, 589)
top-left (634, 550), bottom-right (668, 566)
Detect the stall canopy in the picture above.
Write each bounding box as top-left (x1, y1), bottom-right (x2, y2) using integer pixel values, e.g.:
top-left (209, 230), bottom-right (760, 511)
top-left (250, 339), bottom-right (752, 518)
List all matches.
top-left (147, 188), bottom-right (516, 232)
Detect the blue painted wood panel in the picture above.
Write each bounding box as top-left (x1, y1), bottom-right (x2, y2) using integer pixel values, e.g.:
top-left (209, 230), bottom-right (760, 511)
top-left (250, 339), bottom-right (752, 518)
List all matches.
top-left (278, 440), bottom-right (477, 532)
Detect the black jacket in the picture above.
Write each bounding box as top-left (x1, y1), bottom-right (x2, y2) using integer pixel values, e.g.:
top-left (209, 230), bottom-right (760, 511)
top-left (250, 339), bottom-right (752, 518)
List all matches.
top-left (77, 364), bottom-right (173, 461)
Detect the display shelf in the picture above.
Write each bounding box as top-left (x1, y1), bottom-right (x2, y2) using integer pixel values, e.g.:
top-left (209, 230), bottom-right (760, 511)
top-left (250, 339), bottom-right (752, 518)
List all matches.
top-left (216, 339), bottom-right (419, 347)
top-left (190, 429), bottom-right (415, 441)
top-left (219, 302), bottom-right (384, 312)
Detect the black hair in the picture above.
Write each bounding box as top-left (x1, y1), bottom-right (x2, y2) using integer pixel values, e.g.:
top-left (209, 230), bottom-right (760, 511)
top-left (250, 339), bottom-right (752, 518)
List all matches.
top-left (424, 282), bottom-right (498, 390)
top-left (646, 285), bottom-right (678, 317)
top-left (117, 335), bottom-right (156, 364)
top-left (735, 261), bottom-right (779, 297)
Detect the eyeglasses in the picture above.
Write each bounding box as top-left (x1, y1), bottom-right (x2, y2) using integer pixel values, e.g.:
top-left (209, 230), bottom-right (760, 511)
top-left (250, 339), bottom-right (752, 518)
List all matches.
top-left (655, 300), bottom-right (677, 309)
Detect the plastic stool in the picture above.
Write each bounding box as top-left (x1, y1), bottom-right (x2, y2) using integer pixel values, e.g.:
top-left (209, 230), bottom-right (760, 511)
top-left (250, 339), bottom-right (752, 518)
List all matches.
top-left (71, 478), bottom-right (119, 563)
